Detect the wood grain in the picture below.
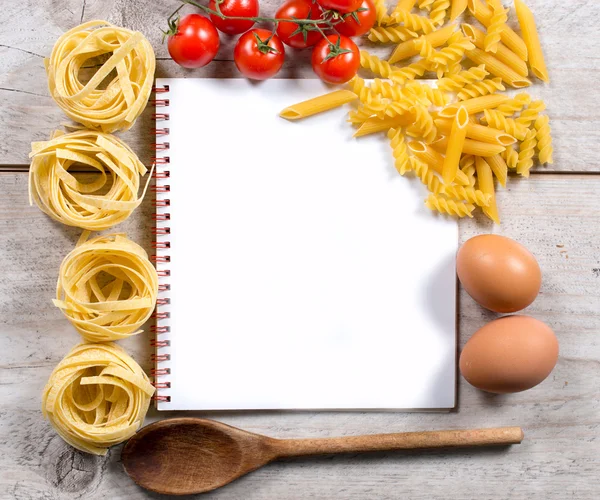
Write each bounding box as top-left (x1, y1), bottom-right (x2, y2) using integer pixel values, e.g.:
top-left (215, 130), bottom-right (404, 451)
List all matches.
top-left (0, 0), bottom-right (598, 171)
top-left (1, 172), bottom-right (599, 499)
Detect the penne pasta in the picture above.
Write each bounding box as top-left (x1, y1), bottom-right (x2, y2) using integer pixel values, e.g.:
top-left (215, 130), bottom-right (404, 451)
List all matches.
top-left (487, 153), bottom-right (509, 187)
top-left (467, 0), bottom-right (528, 61)
top-left (389, 24), bottom-right (457, 64)
top-left (442, 106), bottom-right (469, 183)
top-left (475, 156), bottom-right (500, 224)
top-left (432, 136), bottom-right (506, 157)
top-left (439, 94), bottom-right (510, 117)
top-left (280, 90), bottom-right (357, 120)
top-left (462, 23), bottom-right (528, 77)
top-left (514, 0), bottom-right (549, 82)
top-left (354, 115), bottom-right (413, 137)
top-left (465, 48), bottom-right (531, 88)
top-left (450, 0), bottom-right (468, 21)
top-left (408, 141), bottom-right (471, 185)
top-left (435, 118), bottom-right (516, 145)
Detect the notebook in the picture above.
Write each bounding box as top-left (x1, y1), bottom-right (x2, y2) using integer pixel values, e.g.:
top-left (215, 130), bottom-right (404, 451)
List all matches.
top-left (153, 78), bottom-right (457, 411)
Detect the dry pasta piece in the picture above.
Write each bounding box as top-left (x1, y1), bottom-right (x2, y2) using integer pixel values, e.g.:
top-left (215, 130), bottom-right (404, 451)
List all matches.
top-left (348, 76), bottom-right (381, 106)
top-left (430, 33), bottom-right (475, 70)
top-left (442, 185), bottom-right (491, 206)
top-left (368, 26), bottom-right (418, 43)
top-left (410, 104), bottom-right (438, 143)
top-left (475, 156), bottom-right (500, 224)
top-left (441, 60), bottom-right (462, 78)
top-left (516, 128), bottom-right (537, 177)
top-left (442, 106), bottom-right (469, 183)
top-left (515, 100), bottom-right (546, 126)
top-left (389, 9), bottom-right (437, 33)
top-left (425, 193), bottom-right (475, 217)
top-left (395, 0), bottom-right (418, 10)
top-left (54, 233), bottom-right (159, 342)
top-left (360, 51), bottom-right (399, 79)
top-left (457, 77), bottom-right (505, 100)
top-left (392, 59), bottom-right (433, 84)
top-left (437, 65), bottom-right (488, 92)
top-left (42, 342), bottom-right (154, 455)
top-left (280, 90), bottom-right (357, 120)
top-left (435, 118), bottom-right (515, 145)
top-left (440, 94), bottom-right (510, 117)
top-left (465, 48), bottom-right (531, 88)
top-left (484, 0), bottom-right (508, 53)
top-left (46, 21), bottom-right (155, 133)
top-left (389, 24), bottom-right (457, 63)
top-left (503, 145), bottom-right (519, 169)
top-left (482, 109), bottom-right (528, 140)
top-left (354, 116), bottom-right (413, 137)
top-left (462, 24), bottom-right (528, 77)
top-left (415, 37), bottom-right (438, 63)
top-left (432, 136), bottom-right (506, 157)
top-left (370, 79), bottom-right (420, 104)
top-left (29, 130), bottom-right (150, 231)
top-left (461, 165), bottom-right (476, 186)
top-left (418, 0), bottom-right (435, 10)
top-left (534, 115), bottom-right (553, 165)
top-left (430, 0), bottom-right (451, 26)
top-left (405, 81), bottom-right (450, 106)
top-left (408, 141), bottom-right (471, 185)
top-left (410, 157), bottom-right (443, 194)
top-left (348, 106), bottom-right (377, 125)
top-left (468, 0), bottom-right (528, 60)
top-left (388, 128), bottom-right (411, 175)
top-left (495, 92), bottom-right (531, 116)
top-left (514, 0), bottom-right (549, 82)
top-left (486, 153), bottom-right (509, 187)
top-left (373, 0), bottom-right (389, 24)
top-left (451, 0), bottom-right (468, 20)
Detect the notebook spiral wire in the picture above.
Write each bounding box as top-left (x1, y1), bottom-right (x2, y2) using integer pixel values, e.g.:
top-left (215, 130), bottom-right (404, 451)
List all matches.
top-left (150, 85), bottom-right (171, 403)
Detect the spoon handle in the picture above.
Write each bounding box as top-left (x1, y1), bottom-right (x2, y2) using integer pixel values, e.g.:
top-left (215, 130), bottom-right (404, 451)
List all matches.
top-left (271, 427), bottom-right (523, 458)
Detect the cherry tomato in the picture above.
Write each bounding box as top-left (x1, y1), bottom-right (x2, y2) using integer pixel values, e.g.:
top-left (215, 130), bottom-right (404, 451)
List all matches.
top-left (317, 0), bottom-right (362, 14)
top-left (311, 34), bottom-right (359, 84)
top-left (209, 0), bottom-right (259, 35)
top-left (334, 0), bottom-right (376, 37)
top-left (167, 14), bottom-right (220, 68)
top-left (234, 29), bottom-right (285, 80)
top-left (275, 0), bottom-right (324, 49)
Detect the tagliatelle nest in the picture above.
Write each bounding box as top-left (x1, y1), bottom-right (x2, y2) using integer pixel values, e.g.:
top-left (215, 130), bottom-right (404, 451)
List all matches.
top-left (54, 233), bottom-right (158, 342)
top-left (45, 20), bottom-right (155, 132)
top-left (42, 342), bottom-right (154, 455)
top-left (29, 130), bottom-right (150, 231)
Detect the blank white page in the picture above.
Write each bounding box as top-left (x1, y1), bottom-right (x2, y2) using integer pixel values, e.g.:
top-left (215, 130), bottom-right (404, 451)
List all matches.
top-left (154, 78), bottom-right (457, 411)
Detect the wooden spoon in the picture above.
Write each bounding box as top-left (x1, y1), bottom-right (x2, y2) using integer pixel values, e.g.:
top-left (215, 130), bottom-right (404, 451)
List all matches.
top-left (122, 418), bottom-right (523, 496)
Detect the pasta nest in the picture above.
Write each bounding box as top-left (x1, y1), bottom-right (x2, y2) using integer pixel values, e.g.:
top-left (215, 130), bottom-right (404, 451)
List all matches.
top-left (46, 20), bottom-right (155, 133)
top-left (54, 233), bottom-right (159, 342)
top-left (29, 130), bottom-right (149, 231)
top-left (42, 342), bottom-right (154, 455)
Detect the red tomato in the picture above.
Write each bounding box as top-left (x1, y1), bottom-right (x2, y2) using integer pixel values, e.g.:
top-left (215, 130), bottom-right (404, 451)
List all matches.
top-left (234, 29), bottom-right (285, 80)
top-left (311, 34), bottom-right (359, 84)
top-left (275, 0), bottom-right (324, 49)
top-left (209, 0), bottom-right (259, 35)
top-left (167, 14), bottom-right (220, 68)
top-left (317, 0), bottom-right (362, 14)
top-left (334, 0), bottom-right (377, 37)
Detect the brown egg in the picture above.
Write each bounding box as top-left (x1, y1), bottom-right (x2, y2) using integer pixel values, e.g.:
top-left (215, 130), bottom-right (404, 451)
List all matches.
top-left (460, 315), bottom-right (558, 394)
top-left (457, 234), bottom-right (541, 313)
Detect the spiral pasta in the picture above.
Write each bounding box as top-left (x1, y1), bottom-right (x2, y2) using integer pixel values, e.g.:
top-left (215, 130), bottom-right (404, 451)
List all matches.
top-left (430, 0), bottom-right (451, 25)
top-left (46, 20), bottom-right (155, 133)
top-left (410, 104), bottom-right (438, 143)
top-left (503, 146), bottom-right (519, 169)
top-left (360, 51), bottom-right (399, 80)
top-left (516, 100), bottom-right (546, 126)
top-left (29, 130), bottom-right (149, 231)
top-left (431, 33), bottom-right (475, 70)
top-left (392, 59), bottom-right (433, 84)
top-left (368, 26), bottom-right (418, 43)
top-left (371, 79), bottom-right (420, 104)
top-left (483, 109), bottom-right (528, 141)
top-left (388, 128), bottom-right (411, 175)
top-left (437, 65), bottom-right (489, 92)
top-left (391, 9), bottom-right (437, 33)
top-left (54, 233), bottom-right (159, 342)
top-left (495, 93), bottom-right (532, 116)
top-left (406, 82), bottom-right (450, 107)
top-left (425, 194), bottom-right (475, 217)
top-left (484, 0), bottom-right (508, 53)
top-left (516, 128), bottom-right (537, 177)
top-left (442, 185), bottom-right (491, 206)
top-left (373, 0), bottom-right (389, 24)
top-left (42, 342), bottom-right (154, 455)
top-left (411, 158), bottom-right (443, 194)
top-left (348, 77), bottom-right (383, 109)
top-left (457, 77), bottom-right (505, 101)
top-left (534, 115), bottom-right (553, 165)
top-left (378, 99), bottom-right (415, 120)
top-left (418, 0), bottom-right (435, 10)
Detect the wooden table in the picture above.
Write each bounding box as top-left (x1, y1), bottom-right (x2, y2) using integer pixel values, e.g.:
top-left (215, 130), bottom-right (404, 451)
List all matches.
top-left (1, 1), bottom-right (599, 498)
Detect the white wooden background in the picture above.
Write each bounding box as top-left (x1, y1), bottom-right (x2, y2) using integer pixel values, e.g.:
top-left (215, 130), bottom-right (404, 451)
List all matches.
top-left (1, 1), bottom-right (599, 499)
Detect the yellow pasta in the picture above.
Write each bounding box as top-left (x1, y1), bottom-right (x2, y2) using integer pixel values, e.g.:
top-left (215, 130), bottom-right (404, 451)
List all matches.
top-left (418, 0), bottom-right (435, 11)
top-left (368, 26), bottom-right (418, 43)
top-left (450, 0), bottom-right (468, 20)
top-left (484, 0), bottom-right (508, 53)
top-left (534, 115), bottom-right (553, 165)
top-left (42, 342), bottom-right (154, 455)
top-left (408, 141), bottom-right (471, 185)
top-left (354, 116), bottom-right (413, 137)
top-left (442, 185), bottom-right (491, 206)
top-left (389, 24), bottom-right (457, 64)
top-left (395, 0), bottom-right (418, 11)
top-left (425, 193), bottom-right (476, 217)
top-left (405, 81), bottom-right (450, 106)
top-left (360, 50), bottom-right (400, 80)
top-left (461, 164), bottom-right (477, 186)
top-left (440, 94), bottom-right (510, 117)
top-left (410, 157), bottom-right (444, 194)
top-left (388, 128), bottom-right (411, 175)
top-left (503, 145), bottom-right (519, 169)
top-left (430, 0), bottom-right (451, 26)
top-left (392, 59), bottom-right (433, 84)
top-left (410, 104), bottom-right (438, 143)
top-left (482, 109), bottom-right (528, 140)
top-left (465, 47), bottom-right (531, 88)
top-left (462, 24), bottom-right (528, 77)
top-left (390, 9), bottom-right (437, 33)
top-left (514, 0), bottom-right (549, 82)
top-left (373, 0), bottom-right (389, 24)
top-left (432, 136), bottom-right (506, 157)
top-left (468, 0), bottom-right (528, 60)
top-left (515, 99), bottom-right (546, 126)
top-left (46, 21), bottom-right (155, 133)
top-left (54, 233), bottom-right (159, 342)
top-left (442, 106), bottom-right (469, 183)
top-left (348, 76), bottom-right (382, 107)
top-left (371, 79), bottom-right (418, 104)
top-left (348, 106), bottom-right (377, 125)
top-left (437, 65), bottom-right (488, 92)
top-left (435, 118), bottom-right (515, 145)
top-left (457, 77), bottom-right (505, 100)
top-left (486, 153), bottom-right (508, 187)
top-left (280, 90), bottom-right (357, 120)
top-left (495, 92), bottom-right (531, 116)
top-left (475, 156), bottom-right (500, 224)
top-left (29, 130), bottom-right (150, 231)
top-left (430, 33), bottom-right (475, 70)
top-left (516, 128), bottom-right (537, 177)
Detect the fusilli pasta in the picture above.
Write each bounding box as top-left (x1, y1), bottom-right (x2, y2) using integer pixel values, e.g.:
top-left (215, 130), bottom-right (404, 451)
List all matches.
top-left (516, 128), bottom-right (537, 176)
top-left (437, 65), bottom-right (489, 92)
top-left (425, 193), bottom-right (475, 217)
top-left (442, 185), bottom-right (491, 206)
top-left (457, 77), bottom-right (505, 100)
top-left (388, 128), bottom-right (411, 175)
top-left (484, 0), bottom-right (508, 53)
top-left (534, 114), bottom-right (553, 165)
top-left (483, 109), bottom-right (528, 141)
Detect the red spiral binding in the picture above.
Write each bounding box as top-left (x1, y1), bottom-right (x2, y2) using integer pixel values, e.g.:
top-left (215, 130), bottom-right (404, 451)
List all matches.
top-left (152, 84), bottom-right (171, 405)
